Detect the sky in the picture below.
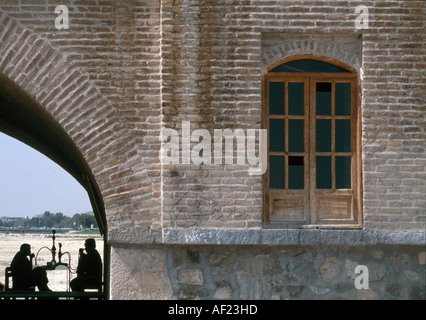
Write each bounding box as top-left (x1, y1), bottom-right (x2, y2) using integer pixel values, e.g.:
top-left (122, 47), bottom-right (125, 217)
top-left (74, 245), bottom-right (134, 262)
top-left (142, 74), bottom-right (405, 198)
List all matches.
top-left (0, 132), bottom-right (92, 218)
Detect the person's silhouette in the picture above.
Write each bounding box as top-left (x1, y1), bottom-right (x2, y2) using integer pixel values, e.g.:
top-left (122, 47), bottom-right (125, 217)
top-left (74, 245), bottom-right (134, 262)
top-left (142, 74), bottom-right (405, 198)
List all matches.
top-left (10, 243), bottom-right (51, 291)
top-left (70, 238), bottom-right (102, 292)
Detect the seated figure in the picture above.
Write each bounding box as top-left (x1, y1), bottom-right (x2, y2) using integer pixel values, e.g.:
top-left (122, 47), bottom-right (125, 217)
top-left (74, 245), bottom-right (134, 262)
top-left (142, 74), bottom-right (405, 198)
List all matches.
top-left (70, 238), bottom-right (102, 292)
top-left (10, 243), bottom-right (51, 291)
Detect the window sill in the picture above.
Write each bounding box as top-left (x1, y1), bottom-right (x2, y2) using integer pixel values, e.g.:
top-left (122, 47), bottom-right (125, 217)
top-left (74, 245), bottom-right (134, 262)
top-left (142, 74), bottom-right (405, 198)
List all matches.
top-left (265, 223), bottom-right (363, 230)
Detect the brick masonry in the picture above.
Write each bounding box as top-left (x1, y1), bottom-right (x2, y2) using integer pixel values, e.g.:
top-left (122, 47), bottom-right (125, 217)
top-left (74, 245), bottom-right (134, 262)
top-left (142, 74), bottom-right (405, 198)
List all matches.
top-left (0, 1), bottom-right (424, 299)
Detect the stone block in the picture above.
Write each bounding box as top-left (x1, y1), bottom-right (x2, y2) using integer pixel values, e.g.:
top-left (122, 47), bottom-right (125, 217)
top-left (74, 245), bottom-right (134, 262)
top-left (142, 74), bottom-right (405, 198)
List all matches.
top-left (213, 281), bottom-right (233, 299)
top-left (177, 269), bottom-right (204, 286)
top-left (418, 252), bottom-right (425, 265)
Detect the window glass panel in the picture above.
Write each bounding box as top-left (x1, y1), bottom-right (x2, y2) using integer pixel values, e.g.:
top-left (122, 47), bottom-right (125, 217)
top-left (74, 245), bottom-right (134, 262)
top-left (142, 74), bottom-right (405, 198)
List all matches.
top-left (288, 119), bottom-right (304, 153)
top-left (269, 155), bottom-right (284, 189)
top-left (269, 82), bottom-right (284, 115)
top-left (335, 83), bottom-right (351, 115)
top-left (269, 119), bottom-right (285, 152)
top-left (316, 119), bottom-right (331, 152)
top-left (289, 156), bottom-right (304, 189)
top-left (288, 82), bottom-right (304, 115)
top-left (316, 156), bottom-right (332, 189)
top-left (335, 120), bottom-right (351, 152)
top-left (316, 83), bottom-right (331, 115)
top-left (270, 59), bottom-right (349, 73)
top-left (336, 156), bottom-right (351, 189)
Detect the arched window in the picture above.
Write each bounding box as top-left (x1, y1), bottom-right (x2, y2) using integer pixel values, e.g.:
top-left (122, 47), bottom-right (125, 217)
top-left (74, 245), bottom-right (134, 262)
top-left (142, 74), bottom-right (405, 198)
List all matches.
top-left (263, 56), bottom-right (362, 228)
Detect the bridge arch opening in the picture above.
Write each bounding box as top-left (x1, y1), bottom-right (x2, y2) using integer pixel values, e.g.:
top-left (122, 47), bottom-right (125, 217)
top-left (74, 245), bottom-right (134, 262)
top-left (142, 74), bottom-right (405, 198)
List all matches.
top-left (0, 72), bottom-right (108, 296)
top-left (0, 73), bottom-right (106, 233)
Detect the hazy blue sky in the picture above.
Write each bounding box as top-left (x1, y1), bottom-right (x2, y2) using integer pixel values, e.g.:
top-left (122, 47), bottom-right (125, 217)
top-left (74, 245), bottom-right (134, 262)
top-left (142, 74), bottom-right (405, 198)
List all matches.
top-left (0, 132), bottom-right (92, 218)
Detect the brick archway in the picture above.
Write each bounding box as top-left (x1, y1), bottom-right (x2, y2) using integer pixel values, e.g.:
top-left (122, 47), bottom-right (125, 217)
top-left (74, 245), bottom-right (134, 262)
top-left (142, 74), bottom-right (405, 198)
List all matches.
top-left (0, 12), bottom-right (156, 240)
top-left (0, 69), bottom-right (111, 296)
top-left (0, 14), bottom-right (118, 231)
top-left (0, 15), bottom-right (132, 149)
top-left (0, 10), bottom-right (163, 244)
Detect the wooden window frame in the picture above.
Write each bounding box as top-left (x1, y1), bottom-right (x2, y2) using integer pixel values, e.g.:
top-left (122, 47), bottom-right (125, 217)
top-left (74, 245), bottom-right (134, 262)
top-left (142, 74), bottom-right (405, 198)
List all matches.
top-left (263, 56), bottom-right (362, 229)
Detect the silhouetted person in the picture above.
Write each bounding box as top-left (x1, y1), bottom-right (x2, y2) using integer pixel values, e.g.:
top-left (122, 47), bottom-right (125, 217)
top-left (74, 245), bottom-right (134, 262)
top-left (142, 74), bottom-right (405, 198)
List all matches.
top-left (10, 243), bottom-right (51, 291)
top-left (70, 238), bottom-right (102, 292)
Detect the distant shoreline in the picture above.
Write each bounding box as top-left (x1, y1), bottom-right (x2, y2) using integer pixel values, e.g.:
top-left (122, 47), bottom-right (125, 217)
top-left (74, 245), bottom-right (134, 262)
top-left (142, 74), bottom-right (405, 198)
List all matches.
top-left (0, 228), bottom-right (100, 234)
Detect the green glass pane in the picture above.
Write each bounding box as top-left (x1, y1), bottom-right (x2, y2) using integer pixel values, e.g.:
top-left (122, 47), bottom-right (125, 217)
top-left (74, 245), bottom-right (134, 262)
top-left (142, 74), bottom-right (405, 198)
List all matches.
top-left (316, 83), bottom-right (331, 115)
top-left (335, 120), bottom-right (351, 152)
top-left (336, 156), bottom-right (351, 189)
top-left (269, 119), bottom-right (284, 152)
top-left (316, 156), bottom-right (331, 189)
top-left (288, 82), bottom-right (304, 115)
top-left (269, 82), bottom-right (284, 115)
top-left (335, 83), bottom-right (351, 116)
top-left (270, 59), bottom-right (349, 73)
top-left (289, 156), bottom-right (304, 189)
top-left (316, 119), bottom-right (331, 152)
top-left (269, 155), bottom-right (284, 189)
top-left (288, 119), bottom-right (304, 153)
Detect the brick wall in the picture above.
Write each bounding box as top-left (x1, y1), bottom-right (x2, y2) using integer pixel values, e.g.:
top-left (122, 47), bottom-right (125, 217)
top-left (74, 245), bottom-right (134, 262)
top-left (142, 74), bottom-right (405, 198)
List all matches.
top-left (0, 0), bottom-right (424, 242)
top-left (0, 0), bottom-right (163, 242)
top-left (160, 0), bottom-right (425, 232)
top-left (360, 1), bottom-right (424, 231)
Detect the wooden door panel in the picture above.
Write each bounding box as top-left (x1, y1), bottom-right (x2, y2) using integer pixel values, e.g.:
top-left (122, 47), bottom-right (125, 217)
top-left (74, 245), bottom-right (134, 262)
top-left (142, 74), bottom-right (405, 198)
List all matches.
top-left (316, 194), bottom-right (353, 221)
top-left (270, 195), bottom-right (307, 223)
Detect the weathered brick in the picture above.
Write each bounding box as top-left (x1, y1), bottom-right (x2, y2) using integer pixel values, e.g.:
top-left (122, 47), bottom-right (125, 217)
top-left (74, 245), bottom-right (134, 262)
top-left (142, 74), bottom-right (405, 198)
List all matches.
top-left (0, 0), bottom-right (423, 241)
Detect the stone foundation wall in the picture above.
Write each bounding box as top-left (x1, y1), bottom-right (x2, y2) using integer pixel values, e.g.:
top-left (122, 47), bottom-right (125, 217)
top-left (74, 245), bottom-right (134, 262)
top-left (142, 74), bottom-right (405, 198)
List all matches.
top-left (110, 243), bottom-right (425, 300)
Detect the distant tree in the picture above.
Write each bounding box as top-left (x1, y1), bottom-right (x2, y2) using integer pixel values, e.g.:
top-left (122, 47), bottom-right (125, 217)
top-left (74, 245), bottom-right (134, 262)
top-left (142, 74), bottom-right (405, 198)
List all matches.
top-left (29, 216), bottom-right (41, 228)
top-left (74, 212), bottom-right (98, 229)
top-left (41, 211), bottom-right (55, 228)
top-left (59, 216), bottom-right (73, 228)
top-left (0, 211), bottom-right (97, 229)
top-left (54, 212), bottom-right (64, 226)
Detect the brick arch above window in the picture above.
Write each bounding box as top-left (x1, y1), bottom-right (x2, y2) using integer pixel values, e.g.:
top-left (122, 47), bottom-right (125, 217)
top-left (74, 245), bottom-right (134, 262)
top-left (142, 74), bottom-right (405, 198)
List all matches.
top-left (267, 54), bottom-right (356, 74)
top-left (261, 33), bottom-right (362, 77)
